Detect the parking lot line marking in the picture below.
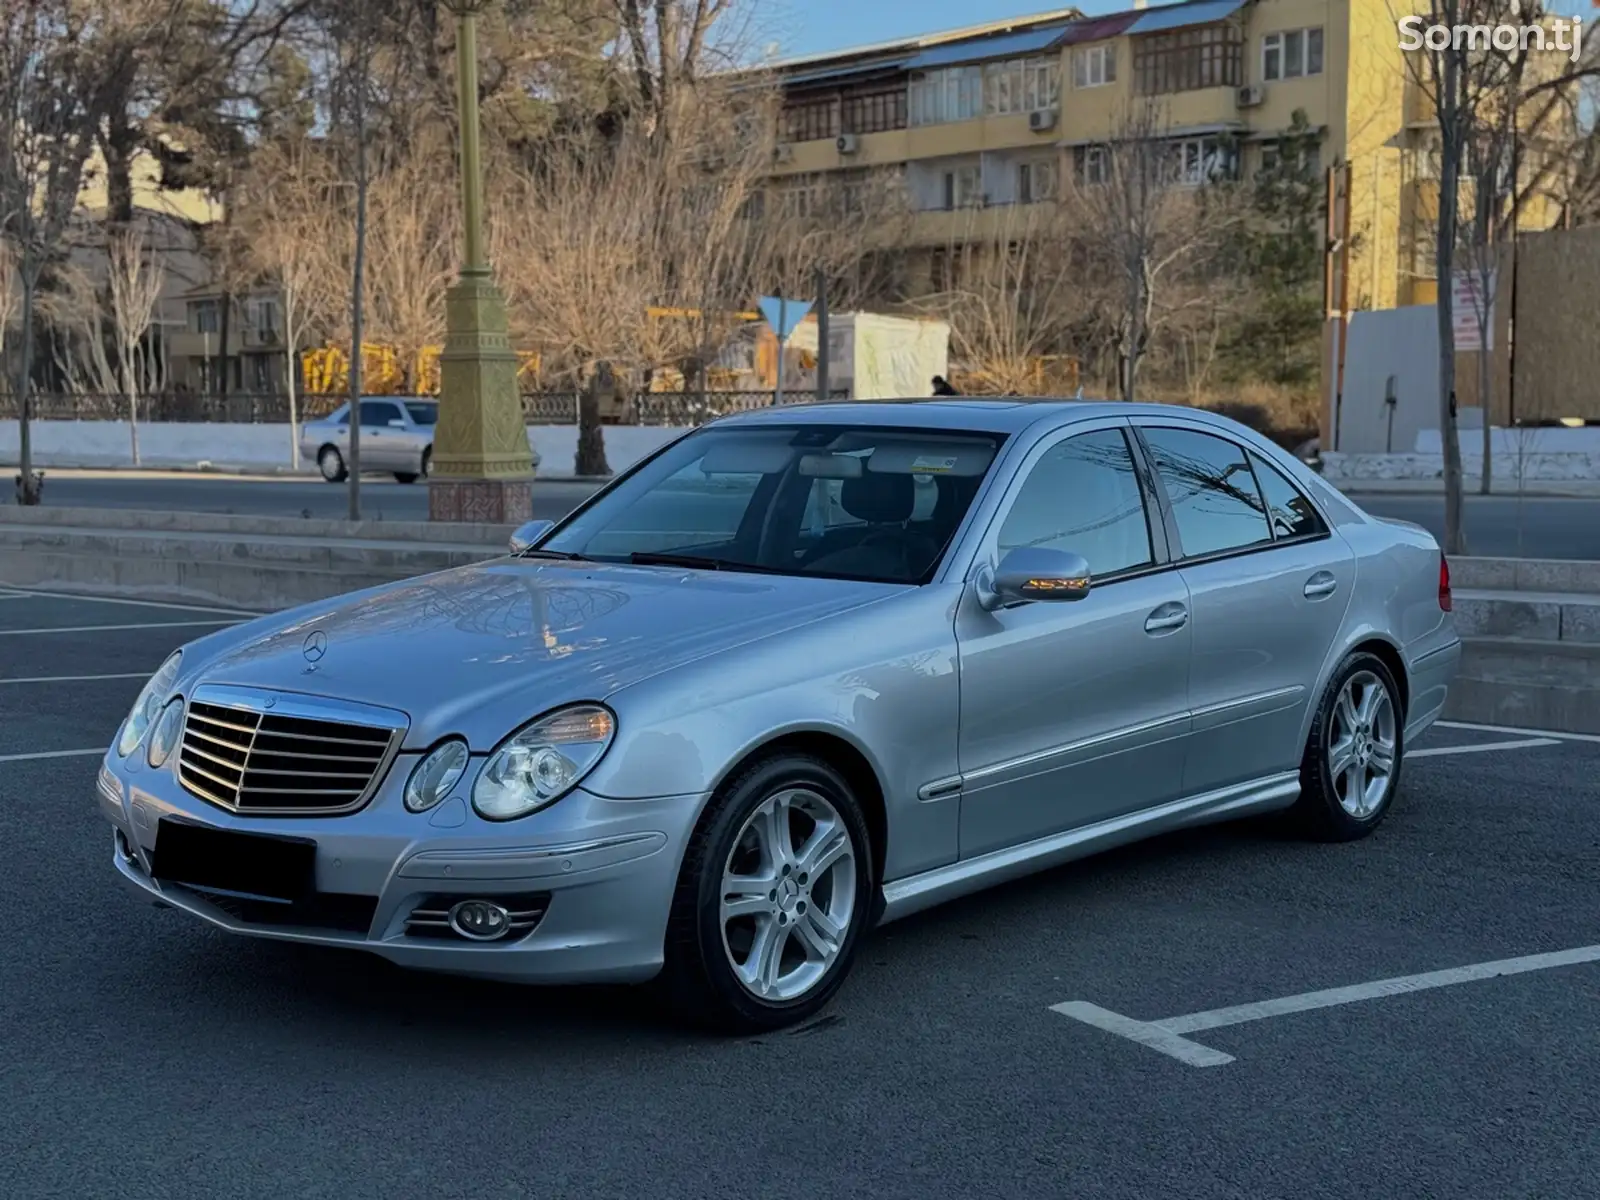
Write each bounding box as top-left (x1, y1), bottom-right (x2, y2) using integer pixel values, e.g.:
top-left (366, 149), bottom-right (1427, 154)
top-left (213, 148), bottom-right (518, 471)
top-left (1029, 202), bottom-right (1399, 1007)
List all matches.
top-left (1051, 943), bottom-right (1600, 1067)
top-left (0, 672), bottom-right (153, 684)
top-left (0, 747), bottom-right (105, 762)
top-left (1437, 719), bottom-right (1600, 746)
top-left (0, 587), bottom-right (262, 617)
top-left (0, 619), bottom-right (241, 636)
top-left (1408, 738), bottom-right (1560, 759)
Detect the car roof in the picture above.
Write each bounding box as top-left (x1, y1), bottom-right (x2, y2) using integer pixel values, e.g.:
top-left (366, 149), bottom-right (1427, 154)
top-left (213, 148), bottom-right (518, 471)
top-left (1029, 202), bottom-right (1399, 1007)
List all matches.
top-left (709, 397), bottom-right (1245, 436)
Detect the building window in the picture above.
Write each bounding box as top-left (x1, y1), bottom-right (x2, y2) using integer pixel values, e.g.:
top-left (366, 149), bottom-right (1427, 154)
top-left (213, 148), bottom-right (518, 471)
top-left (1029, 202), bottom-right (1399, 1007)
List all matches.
top-left (930, 246), bottom-right (956, 292)
top-left (1167, 136), bottom-right (1238, 185)
top-left (1019, 159), bottom-right (1059, 203)
top-left (1262, 27), bottom-right (1323, 81)
top-left (1260, 139), bottom-right (1321, 176)
top-left (1073, 44), bottom-right (1116, 88)
top-left (910, 65), bottom-right (985, 125)
top-left (1074, 145), bottom-right (1109, 186)
top-left (980, 57), bottom-right (1060, 116)
top-left (941, 165), bottom-right (983, 209)
top-left (191, 300), bottom-right (220, 334)
top-left (840, 88), bottom-right (906, 134)
top-left (1133, 25), bottom-right (1243, 95)
top-left (782, 96), bottom-right (838, 142)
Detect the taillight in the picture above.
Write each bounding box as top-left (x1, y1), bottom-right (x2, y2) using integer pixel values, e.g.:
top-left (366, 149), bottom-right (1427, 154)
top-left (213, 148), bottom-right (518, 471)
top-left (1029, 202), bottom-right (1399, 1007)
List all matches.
top-left (1439, 554), bottom-right (1452, 612)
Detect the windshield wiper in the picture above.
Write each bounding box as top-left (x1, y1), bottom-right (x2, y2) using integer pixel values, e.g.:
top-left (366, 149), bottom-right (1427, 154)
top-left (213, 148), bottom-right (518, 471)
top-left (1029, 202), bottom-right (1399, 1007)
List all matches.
top-left (517, 548), bottom-right (590, 561)
top-left (627, 552), bottom-right (789, 575)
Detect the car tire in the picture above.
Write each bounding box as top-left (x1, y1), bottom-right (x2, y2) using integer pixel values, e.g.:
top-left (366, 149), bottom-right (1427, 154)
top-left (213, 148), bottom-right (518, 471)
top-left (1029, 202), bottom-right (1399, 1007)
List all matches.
top-left (318, 446), bottom-right (347, 483)
top-left (1289, 651), bottom-right (1405, 842)
top-left (420, 447), bottom-right (432, 478)
top-left (659, 753), bottom-right (875, 1035)
top-left (394, 472), bottom-right (419, 484)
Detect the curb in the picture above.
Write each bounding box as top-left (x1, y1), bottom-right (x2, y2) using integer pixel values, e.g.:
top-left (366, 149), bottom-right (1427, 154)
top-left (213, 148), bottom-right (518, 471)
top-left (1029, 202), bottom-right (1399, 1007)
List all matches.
top-left (5, 463), bottom-right (612, 484)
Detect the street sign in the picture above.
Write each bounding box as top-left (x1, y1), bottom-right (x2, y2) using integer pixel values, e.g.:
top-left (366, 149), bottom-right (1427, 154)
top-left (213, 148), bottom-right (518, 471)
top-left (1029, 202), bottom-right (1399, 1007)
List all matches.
top-left (1451, 269), bottom-right (1495, 353)
top-left (758, 295), bottom-right (813, 342)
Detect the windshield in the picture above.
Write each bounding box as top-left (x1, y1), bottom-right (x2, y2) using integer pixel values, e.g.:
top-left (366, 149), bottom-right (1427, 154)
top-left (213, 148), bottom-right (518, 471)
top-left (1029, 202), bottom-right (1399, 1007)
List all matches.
top-left (540, 424), bottom-right (1007, 584)
top-left (405, 402), bottom-right (438, 426)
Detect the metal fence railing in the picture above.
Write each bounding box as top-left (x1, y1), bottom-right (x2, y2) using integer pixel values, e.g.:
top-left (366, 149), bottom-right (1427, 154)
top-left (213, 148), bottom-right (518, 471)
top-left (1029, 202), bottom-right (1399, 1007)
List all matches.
top-left (0, 389), bottom-right (852, 426)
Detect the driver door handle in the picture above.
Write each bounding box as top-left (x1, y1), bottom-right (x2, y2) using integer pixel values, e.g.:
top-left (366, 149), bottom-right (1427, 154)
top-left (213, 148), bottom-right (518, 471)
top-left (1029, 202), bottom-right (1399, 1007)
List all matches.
top-left (1144, 602), bottom-right (1189, 634)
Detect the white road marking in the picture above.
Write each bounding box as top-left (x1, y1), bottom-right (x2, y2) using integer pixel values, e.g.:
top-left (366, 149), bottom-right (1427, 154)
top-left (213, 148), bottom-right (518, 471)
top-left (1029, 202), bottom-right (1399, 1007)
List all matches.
top-left (0, 620), bottom-right (241, 636)
top-left (1437, 719), bottom-right (1600, 746)
top-left (0, 672), bottom-right (153, 684)
top-left (0, 747), bottom-right (106, 762)
top-left (0, 586), bottom-right (261, 617)
top-left (1052, 943), bottom-right (1600, 1067)
top-left (1408, 738), bottom-right (1560, 759)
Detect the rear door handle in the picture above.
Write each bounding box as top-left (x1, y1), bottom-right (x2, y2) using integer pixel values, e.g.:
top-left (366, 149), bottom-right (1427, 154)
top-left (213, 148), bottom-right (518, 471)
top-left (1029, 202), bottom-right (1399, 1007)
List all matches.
top-left (1304, 572), bottom-right (1338, 599)
top-left (1144, 603), bottom-right (1189, 634)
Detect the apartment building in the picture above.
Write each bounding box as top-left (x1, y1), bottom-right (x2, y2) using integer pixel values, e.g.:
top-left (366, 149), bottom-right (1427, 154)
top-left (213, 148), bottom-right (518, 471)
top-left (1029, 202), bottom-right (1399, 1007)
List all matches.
top-left (763, 0), bottom-right (1565, 314)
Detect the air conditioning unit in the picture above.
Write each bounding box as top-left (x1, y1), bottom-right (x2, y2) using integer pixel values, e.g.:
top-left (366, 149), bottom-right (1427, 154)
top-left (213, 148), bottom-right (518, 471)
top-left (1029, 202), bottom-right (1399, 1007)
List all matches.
top-left (774, 143), bottom-right (795, 163)
top-left (836, 133), bottom-right (859, 154)
top-left (1028, 107), bottom-right (1059, 133)
top-left (1236, 84), bottom-right (1264, 108)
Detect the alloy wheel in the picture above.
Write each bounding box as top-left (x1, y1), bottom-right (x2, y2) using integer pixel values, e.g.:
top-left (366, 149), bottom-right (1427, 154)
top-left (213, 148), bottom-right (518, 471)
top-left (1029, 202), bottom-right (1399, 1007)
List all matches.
top-left (1327, 669), bottom-right (1398, 818)
top-left (718, 787), bottom-right (857, 1002)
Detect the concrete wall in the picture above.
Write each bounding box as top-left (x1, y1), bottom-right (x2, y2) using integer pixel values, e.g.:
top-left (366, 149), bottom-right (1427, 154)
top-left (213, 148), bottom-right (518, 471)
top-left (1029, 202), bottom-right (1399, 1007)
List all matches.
top-left (1323, 424), bottom-right (1600, 485)
top-left (1337, 305), bottom-right (1440, 454)
top-left (0, 421), bottom-right (690, 479)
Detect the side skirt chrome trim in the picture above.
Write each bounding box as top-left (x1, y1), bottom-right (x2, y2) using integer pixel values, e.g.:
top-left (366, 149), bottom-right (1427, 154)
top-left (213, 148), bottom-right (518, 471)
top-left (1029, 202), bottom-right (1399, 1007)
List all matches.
top-left (879, 771), bottom-right (1302, 925)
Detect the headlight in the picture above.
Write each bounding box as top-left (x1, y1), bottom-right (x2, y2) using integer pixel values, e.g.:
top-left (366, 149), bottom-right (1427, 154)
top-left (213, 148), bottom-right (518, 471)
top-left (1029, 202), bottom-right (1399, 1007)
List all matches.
top-left (116, 652), bottom-right (182, 758)
top-left (146, 698), bottom-right (185, 769)
top-left (404, 739), bottom-right (470, 813)
top-left (472, 705), bottom-right (615, 821)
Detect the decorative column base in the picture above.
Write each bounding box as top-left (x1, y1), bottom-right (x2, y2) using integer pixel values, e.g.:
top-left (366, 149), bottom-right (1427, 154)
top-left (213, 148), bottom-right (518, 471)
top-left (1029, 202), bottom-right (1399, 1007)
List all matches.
top-left (428, 476), bottom-right (533, 524)
top-left (429, 268), bottom-right (534, 524)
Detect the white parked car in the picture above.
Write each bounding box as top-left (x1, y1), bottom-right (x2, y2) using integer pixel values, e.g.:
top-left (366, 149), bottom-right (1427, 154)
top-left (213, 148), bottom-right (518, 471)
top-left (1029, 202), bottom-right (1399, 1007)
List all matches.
top-left (301, 398), bottom-right (437, 484)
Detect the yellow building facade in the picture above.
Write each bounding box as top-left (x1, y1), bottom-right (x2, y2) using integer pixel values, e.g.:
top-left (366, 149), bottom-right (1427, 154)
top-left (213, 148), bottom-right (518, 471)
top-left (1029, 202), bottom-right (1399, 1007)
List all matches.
top-left (763, 0), bottom-right (1563, 315)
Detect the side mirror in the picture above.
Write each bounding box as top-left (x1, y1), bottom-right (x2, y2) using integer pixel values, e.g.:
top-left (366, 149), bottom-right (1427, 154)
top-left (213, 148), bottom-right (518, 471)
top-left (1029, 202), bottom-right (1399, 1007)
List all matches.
top-left (976, 547), bottom-right (1092, 611)
top-left (509, 518), bottom-right (555, 554)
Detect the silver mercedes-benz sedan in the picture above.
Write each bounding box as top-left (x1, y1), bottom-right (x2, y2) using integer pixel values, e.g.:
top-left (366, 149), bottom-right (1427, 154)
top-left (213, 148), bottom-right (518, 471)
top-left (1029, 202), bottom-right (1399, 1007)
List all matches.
top-left (99, 399), bottom-right (1461, 1032)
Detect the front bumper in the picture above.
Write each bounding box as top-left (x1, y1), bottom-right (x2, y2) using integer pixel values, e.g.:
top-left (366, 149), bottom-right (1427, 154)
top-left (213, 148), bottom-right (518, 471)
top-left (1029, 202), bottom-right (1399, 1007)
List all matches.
top-left (96, 752), bottom-right (705, 985)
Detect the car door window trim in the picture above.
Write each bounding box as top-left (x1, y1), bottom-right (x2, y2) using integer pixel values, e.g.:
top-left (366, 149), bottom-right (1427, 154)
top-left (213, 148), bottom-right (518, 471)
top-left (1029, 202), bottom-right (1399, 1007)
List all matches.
top-left (1130, 421), bottom-right (1334, 569)
top-left (964, 418), bottom-right (1168, 591)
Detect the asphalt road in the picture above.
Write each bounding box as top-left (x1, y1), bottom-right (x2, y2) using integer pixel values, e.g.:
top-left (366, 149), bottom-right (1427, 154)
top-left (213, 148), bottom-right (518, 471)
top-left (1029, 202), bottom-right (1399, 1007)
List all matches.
top-left (34, 472), bottom-right (1600, 559)
top-left (2, 588), bottom-right (1597, 1199)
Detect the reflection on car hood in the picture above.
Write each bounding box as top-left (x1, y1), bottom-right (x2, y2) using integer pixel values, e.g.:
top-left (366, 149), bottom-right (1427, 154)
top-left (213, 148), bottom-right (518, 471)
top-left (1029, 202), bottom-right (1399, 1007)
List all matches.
top-left (189, 559), bottom-right (894, 746)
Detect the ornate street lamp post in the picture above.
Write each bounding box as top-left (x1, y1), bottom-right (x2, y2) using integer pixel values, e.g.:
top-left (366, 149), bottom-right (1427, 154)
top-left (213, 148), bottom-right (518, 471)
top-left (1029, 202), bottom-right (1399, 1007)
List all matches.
top-left (430, 0), bottom-right (534, 523)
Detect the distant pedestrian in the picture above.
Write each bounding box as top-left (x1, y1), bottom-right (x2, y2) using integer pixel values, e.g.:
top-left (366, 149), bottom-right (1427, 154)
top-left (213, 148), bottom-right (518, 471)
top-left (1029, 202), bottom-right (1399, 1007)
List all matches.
top-left (931, 375), bottom-right (959, 396)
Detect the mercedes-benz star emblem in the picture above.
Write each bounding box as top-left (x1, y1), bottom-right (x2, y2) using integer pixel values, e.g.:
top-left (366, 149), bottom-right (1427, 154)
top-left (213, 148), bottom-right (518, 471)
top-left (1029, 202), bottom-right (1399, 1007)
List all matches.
top-left (302, 630), bottom-right (328, 663)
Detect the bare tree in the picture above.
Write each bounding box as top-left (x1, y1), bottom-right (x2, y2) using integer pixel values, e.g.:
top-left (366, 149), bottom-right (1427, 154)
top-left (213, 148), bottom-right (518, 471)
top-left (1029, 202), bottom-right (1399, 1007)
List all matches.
top-left (0, 242), bottom-right (18, 386)
top-left (0, 2), bottom-right (116, 502)
top-left (1397, 0), bottom-right (1598, 551)
top-left (914, 201), bottom-right (1085, 396)
top-left (1066, 100), bottom-right (1246, 403)
top-left (238, 140), bottom-right (343, 468)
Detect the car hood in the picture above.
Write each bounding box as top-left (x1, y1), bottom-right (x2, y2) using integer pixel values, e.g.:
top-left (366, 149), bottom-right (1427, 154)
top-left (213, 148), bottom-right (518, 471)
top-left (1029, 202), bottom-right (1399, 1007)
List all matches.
top-left (185, 559), bottom-right (895, 748)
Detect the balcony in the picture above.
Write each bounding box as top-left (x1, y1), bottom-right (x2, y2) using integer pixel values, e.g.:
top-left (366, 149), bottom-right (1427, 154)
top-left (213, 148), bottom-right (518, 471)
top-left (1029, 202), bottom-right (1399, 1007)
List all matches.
top-left (166, 328), bottom-right (285, 359)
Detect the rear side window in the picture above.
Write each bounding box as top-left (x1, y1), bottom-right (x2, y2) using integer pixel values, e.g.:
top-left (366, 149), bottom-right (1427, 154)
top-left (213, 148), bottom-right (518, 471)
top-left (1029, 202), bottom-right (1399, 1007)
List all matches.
top-left (1249, 451), bottom-right (1327, 540)
top-left (996, 428), bottom-right (1154, 578)
top-left (1139, 426), bottom-right (1272, 558)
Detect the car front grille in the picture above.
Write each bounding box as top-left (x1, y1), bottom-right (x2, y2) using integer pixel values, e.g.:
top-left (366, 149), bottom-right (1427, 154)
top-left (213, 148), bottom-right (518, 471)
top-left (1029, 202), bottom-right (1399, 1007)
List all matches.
top-left (179, 886), bottom-right (381, 935)
top-left (177, 693), bottom-right (402, 816)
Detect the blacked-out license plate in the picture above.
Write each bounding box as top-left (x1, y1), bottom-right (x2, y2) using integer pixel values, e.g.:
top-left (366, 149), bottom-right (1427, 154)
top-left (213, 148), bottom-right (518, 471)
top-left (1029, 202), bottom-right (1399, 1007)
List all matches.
top-left (151, 818), bottom-right (316, 903)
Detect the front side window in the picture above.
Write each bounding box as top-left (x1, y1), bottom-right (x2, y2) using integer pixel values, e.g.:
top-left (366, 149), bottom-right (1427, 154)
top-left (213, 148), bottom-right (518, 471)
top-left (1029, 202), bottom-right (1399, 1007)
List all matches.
top-left (1139, 426), bottom-right (1272, 557)
top-left (541, 425), bottom-right (1007, 584)
top-left (996, 428), bottom-right (1154, 578)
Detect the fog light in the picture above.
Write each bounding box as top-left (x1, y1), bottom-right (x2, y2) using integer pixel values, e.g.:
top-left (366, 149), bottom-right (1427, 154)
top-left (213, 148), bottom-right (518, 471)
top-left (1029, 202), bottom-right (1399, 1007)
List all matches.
top-left (448, 899), bottom-right (512, 941)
